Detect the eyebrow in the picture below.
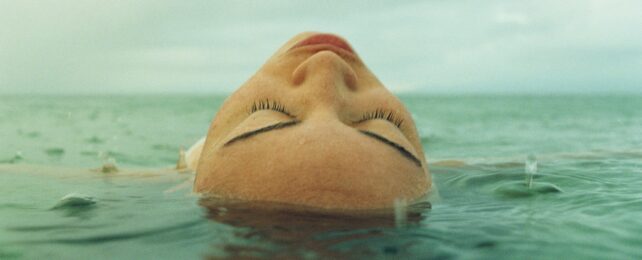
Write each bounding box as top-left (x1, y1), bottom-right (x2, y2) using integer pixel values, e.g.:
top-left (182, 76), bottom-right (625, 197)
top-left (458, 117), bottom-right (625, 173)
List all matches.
top-left (358, 130), bottom-right (423, 168)
top-left (224, 120), bottom-right (300, 146)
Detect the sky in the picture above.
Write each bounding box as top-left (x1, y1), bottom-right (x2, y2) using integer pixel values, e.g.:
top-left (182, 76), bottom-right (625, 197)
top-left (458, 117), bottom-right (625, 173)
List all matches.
top-left (1, 0), bottom-right (641, 95)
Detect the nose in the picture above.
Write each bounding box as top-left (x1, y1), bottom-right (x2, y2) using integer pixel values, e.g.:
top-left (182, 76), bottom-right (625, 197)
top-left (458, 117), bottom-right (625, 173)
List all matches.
top-left (291, 51), bottom-right (358, 106)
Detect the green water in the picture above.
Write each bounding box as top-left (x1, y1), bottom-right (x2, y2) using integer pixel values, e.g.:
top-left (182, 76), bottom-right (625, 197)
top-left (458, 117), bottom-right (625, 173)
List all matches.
top-left (1, 95), bottom-right (641, 259)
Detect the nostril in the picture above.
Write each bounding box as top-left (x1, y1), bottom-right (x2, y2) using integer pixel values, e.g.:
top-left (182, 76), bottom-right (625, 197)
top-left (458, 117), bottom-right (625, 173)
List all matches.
top-left (344, 67), bottom-right (357, 90)
top-left (292, 62), bottom-right (307, 86)
top-left (291, 51), bottom-right (358, 90)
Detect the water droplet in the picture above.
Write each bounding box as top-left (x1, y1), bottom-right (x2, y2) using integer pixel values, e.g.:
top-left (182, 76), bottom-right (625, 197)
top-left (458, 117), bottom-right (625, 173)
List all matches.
top-left (525, 154), bottom-right (537, 188)
top-left (101, 157), bottom-right (118, 173)
top-left (176, 146), bottom-right (187, 170)
top-left (394, 198), bottom-right (408, 228)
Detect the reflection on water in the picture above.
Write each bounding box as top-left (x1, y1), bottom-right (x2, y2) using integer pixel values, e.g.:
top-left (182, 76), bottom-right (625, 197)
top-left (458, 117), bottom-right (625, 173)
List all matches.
top-left (199, 198), bottom-right (430, 259)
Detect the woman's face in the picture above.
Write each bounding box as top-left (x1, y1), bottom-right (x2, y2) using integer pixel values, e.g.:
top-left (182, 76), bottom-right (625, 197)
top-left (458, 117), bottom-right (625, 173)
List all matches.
top-left (195, 32), bottom-right (430, 210)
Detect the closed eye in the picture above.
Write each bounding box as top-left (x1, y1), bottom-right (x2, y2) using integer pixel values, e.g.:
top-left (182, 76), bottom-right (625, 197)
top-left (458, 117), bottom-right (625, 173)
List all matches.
top-left (355, 109), bottom-right (404, 128)
top-left (359, 130), bottom-right (422, 168)
top-left (249, 99), bottom-right (294, 117)
top-left (224, 120), bottom-right (300, 146)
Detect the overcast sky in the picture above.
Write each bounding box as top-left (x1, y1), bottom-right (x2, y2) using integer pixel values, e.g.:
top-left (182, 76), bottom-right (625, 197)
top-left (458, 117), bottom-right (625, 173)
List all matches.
top-left (1, 0), bottom-right (641, 94)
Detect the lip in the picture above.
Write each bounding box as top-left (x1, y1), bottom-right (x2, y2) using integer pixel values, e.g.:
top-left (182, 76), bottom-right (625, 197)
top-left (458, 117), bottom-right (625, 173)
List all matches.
top-left (289, 33), bottom-right (355, 54)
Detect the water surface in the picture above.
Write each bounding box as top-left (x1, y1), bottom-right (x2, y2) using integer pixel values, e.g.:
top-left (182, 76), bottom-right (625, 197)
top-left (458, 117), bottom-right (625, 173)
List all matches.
top-left (1, 95), bottom-right (641, 259)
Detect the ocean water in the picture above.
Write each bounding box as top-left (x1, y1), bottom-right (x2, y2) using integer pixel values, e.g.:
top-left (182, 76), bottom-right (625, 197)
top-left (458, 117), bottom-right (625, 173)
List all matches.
top-left (1, 94), bottom-right (641, 259)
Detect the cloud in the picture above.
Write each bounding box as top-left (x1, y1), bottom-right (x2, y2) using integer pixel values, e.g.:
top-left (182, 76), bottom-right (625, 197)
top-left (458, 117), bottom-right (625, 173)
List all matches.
top-left (495, 11), bottom-right (530, 26)
top-left (1, 0), bottom-right (641, 94)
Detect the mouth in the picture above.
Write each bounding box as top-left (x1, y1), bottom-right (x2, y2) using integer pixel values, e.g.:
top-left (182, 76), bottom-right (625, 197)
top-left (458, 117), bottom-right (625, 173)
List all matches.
top-left (289, 33), bottom-right (355, 55)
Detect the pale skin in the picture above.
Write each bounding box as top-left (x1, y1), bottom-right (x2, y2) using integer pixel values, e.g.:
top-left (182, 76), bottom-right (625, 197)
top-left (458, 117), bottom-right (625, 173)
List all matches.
top-left (188, 32), bottom-right (431, 210)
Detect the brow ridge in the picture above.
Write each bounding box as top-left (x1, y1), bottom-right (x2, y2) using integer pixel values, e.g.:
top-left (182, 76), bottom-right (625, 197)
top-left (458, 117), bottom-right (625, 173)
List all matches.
top-left (358, 130), bottom-right (422, 168)
top-left (224, 120), bottom-right (299, 146)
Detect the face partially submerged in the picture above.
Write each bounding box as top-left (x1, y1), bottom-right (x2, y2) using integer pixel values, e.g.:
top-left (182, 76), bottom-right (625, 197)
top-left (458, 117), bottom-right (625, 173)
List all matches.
top-left (194, 32), bottom-right (430, 210)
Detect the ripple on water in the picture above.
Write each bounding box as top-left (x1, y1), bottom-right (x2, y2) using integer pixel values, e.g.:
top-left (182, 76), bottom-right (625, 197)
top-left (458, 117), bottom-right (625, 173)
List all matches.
top-left (17, 130), bottom-right (41, 138)
top-left (0, 151), bottom-right (24, 164)
top-left (0, 248), bottom-right (22, 259)
top-left (493, 181), bottom-right (562, 198)
top-left (79, 150), bottom-right (98, 157)
top-left (84, 136), bottom-right (105, 144)
top-left (30, 219), bottom-right (205, 245)
top-left (151, 143), bottom-right (178, 151)
top-left (44, 148), bottom-right (65, 157)
top-left (6, 223), bottom-right (108, 232)
top-left (52, 193), bottom-right (96, 210)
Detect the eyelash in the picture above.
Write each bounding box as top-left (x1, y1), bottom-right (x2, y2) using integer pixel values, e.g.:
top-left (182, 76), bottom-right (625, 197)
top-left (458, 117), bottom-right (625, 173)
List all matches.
top-left (357, 109), bottom-right (404, 128)
top-left (249, 101), bottom-right (402, 127)
top-left (249, 99), bottom-right (293, 117)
